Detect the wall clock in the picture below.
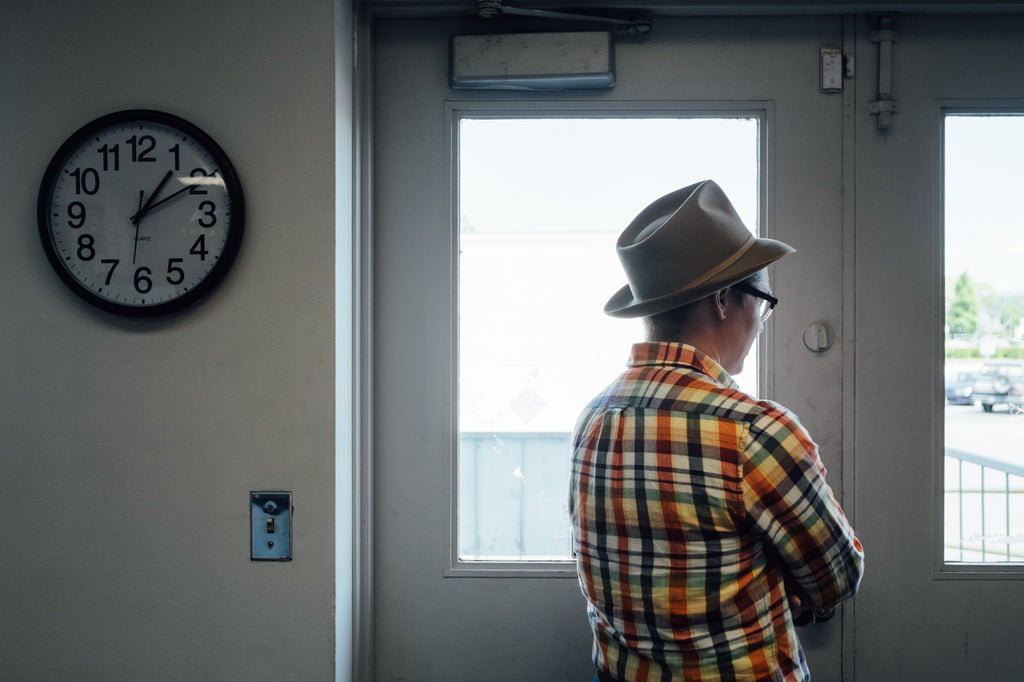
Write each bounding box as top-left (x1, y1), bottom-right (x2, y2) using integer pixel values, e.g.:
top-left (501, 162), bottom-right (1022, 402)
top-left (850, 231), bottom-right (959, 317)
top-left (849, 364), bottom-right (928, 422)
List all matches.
top-left (37, 109), bottom-right (245, 316)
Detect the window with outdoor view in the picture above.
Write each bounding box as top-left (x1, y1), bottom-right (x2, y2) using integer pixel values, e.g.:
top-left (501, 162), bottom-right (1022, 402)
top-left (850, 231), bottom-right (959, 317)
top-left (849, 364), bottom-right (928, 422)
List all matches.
top-left (944, 113), bottom-right (1024, 564)
top-left (456, 115), bottom-right (761, 564)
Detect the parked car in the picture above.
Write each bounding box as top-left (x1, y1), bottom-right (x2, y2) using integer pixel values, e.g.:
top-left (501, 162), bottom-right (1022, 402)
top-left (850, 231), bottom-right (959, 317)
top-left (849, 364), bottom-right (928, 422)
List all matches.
top-left (971, 361), bottom-right (1024, 412)
top-left (945, 368), bottom-right (979, 405)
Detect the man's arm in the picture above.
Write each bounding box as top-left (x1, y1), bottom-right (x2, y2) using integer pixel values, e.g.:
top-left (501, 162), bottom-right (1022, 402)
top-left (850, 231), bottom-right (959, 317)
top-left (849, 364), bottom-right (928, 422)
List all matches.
top-left (742, 408), bottom-right (865, 610)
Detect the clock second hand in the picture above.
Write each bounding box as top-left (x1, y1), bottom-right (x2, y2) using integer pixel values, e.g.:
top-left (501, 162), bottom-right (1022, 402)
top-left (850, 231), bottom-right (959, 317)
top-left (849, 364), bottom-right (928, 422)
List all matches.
top-left (133, 189), bottom-right (144, 265)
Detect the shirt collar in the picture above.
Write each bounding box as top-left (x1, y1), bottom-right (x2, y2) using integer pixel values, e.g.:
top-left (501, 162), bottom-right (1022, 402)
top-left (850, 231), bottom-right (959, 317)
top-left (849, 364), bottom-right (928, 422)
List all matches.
top-left (627, 342), bottom-right (739, 390)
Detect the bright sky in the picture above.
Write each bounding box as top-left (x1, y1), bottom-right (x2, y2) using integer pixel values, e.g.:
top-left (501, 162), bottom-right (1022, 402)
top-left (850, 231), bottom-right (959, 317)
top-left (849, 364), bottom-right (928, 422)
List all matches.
top-left (458, 117), bottom-right (760, 431)
top-left (459, 117), bottom-right (759, 234)
top-left (457, 114), bottom-right (1024, 431)
top-left (945, 115), bottom-right (1024, 294)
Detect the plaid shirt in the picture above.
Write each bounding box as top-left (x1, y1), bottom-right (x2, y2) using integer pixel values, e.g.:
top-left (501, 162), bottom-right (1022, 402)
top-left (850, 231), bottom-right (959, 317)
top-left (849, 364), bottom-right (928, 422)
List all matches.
top-left (570, 343), bottom-right (864, 681)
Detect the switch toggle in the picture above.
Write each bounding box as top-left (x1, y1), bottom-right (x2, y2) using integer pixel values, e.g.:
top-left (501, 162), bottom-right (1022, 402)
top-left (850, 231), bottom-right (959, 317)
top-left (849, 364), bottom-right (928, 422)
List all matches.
top-left (251, 491), bottom-right (292, 561)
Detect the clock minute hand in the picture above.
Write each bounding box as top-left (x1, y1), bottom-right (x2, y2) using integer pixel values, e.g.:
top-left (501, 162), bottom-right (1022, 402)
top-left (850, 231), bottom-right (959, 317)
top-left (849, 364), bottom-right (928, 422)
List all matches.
top-left (144, 171), bottom-right (219, 213)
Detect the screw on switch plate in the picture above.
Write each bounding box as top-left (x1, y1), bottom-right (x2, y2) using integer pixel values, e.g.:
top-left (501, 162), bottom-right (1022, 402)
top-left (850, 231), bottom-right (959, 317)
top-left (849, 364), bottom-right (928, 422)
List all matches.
top-left (251, 491), bottom-right (292, 561)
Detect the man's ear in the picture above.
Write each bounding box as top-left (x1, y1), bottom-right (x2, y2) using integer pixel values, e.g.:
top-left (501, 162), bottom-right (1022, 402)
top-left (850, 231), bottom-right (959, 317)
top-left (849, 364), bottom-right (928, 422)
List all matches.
top-left (710, 287), bottom-right (730, 321)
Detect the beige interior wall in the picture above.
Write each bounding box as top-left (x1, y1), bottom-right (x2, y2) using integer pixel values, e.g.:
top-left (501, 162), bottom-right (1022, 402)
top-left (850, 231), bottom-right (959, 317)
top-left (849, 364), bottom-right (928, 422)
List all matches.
top-left (0, 1), bottom-right (340, 678)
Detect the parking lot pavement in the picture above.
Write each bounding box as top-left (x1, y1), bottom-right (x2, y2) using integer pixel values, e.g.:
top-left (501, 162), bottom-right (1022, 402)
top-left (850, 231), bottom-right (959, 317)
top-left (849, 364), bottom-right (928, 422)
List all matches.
top-left (945, 403), bottom-right (1024, 468)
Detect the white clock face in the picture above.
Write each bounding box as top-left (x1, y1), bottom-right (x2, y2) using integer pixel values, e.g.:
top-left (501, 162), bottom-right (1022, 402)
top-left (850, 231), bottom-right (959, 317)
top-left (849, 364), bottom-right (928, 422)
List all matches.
top-left (39, 111), bottom-right (244, 315)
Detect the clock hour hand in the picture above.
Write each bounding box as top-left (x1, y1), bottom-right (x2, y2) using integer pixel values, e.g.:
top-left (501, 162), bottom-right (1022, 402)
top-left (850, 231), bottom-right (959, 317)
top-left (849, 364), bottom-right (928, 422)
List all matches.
top-left (131, 169), bottom-right (173, 226)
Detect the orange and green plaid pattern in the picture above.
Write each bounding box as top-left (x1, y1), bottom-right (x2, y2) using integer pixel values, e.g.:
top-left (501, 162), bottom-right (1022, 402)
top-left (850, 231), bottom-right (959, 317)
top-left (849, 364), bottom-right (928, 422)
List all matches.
top-left (570, 343), bottom-right (864, 682)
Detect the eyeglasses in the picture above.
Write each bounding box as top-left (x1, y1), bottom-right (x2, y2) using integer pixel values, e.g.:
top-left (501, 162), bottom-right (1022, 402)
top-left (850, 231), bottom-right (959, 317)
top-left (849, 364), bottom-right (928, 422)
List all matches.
top-left (734, 282), bottom-right (779, 323)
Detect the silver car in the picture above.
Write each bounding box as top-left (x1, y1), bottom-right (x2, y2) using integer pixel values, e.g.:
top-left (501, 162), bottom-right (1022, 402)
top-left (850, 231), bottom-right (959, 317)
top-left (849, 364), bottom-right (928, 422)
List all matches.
top-left (971, 361), bottom-right (1024, 412)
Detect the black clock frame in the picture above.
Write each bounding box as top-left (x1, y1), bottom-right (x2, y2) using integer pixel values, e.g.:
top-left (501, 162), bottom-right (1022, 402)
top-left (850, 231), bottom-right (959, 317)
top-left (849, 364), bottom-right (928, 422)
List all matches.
top-left (37, 109), bottom-right (246, 316)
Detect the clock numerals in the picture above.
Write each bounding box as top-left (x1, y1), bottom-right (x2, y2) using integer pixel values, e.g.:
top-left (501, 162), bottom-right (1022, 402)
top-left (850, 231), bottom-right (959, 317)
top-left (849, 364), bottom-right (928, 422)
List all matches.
top-left (191, 234), bottom-right (209, 260)
top-left (39, 110), bottom-right (245, 315)
top-left (76, 233), bottom-right (96, 261)
top-left (67, 201), bottom-right (86, 228)
top-left (68, 167), bottom-right (99, 195)
top-left (126, 134), bottom-right (157, 163)
top-left (72, 232), bottom-right (220, 283)
top-left (130, 260), bottom-right (196, 294)
top-left (98, 258), bottom-right (190, 293)
top-left (101, 259), bottom-right (119, 285)
top-left (167, 258), bottom-right (185, 286)
top-left (134, 266), bottom-right (153, 294)
top-left (99, 139), bottom-right (186, 173)
top-left (198, 201), bottom-right (218, 228)
top-left (97, 144), bottom-right (119, 171)
top-left (189, 168), bottom-right (211, 195)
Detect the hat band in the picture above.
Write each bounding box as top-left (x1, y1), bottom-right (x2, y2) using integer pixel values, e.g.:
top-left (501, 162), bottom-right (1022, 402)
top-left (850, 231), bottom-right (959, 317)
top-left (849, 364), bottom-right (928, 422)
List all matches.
top-left (677, 234), bottom-right (756, 292)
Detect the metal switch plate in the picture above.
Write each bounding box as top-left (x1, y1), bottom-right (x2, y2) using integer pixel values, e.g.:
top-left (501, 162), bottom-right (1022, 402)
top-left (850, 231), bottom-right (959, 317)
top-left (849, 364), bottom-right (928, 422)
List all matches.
top-left (251, 491), bottom-right (292, 561)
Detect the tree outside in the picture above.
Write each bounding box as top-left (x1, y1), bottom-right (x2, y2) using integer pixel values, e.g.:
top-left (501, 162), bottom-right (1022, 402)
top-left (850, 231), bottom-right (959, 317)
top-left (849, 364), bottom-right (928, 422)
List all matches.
top-left (948, 271), bottom-right (979, 337)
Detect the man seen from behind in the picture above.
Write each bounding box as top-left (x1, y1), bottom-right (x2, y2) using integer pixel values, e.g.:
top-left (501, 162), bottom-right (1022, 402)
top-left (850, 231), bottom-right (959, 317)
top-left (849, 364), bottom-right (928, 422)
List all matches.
top-left (570, 180), bottom-right (865, 682)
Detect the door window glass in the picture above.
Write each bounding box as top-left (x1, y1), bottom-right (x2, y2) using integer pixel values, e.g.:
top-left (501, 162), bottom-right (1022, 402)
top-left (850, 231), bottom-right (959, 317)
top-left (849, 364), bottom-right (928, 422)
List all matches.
top-left (457, 116), bottom-right (761, 564)
top-left (944, 113), bottom-right (1024, 564)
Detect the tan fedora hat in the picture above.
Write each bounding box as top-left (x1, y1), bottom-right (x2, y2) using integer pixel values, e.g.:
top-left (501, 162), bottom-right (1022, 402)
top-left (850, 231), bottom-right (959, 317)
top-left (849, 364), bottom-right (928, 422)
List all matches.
top-left (604, 180), bottom-right (795, 318)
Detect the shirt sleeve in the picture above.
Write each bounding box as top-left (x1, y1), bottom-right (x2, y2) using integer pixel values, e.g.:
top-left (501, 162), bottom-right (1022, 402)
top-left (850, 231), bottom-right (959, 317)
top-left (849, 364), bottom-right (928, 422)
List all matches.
top-left (741, 404), bottom-right (865, 610)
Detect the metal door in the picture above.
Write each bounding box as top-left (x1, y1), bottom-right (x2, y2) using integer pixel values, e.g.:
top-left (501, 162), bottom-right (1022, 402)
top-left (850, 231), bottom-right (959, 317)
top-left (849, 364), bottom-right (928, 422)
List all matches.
top-left (850, 12), bottom-right (1024, 681)
top-left (369, 13), bottom-right (849, 680)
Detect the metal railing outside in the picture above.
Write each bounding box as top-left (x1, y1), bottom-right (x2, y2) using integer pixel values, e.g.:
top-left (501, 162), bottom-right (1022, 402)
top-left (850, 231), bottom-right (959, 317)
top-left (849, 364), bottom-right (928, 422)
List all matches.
top-left (459, 434), bottom-right (1024, 564)
top-left (945, 448), bottom-right (1024, 562)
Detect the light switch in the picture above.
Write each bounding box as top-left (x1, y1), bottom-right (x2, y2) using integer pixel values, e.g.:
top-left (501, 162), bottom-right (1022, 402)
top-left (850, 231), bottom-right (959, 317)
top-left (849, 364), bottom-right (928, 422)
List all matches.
top-left (251, 491), bottom-right (292, 561)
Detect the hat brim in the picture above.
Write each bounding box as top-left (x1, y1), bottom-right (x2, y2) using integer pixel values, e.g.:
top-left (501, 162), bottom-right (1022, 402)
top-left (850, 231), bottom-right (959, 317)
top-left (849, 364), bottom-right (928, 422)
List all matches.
top-left (604, 238), bottom-right (795, 318)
